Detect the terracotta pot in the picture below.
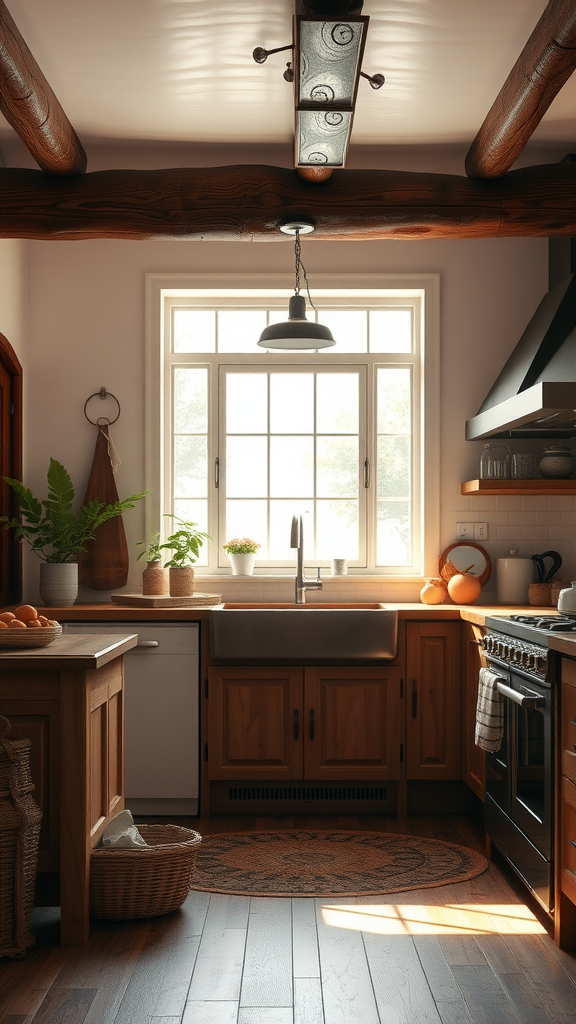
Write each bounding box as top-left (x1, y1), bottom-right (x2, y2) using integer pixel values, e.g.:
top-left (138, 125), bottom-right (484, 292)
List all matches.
top-left (169, 566), bottom-right (194, 597)
top-left (142, 561), bottom-right (169, 595)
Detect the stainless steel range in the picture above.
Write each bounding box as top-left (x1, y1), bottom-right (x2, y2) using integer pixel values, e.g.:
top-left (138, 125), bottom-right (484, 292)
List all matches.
top-left (482, 614), bottom-right (576, 913)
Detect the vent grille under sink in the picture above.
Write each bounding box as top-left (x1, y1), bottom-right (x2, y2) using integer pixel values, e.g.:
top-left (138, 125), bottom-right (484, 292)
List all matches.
top-left (227, 785), bottom-right (387, 802)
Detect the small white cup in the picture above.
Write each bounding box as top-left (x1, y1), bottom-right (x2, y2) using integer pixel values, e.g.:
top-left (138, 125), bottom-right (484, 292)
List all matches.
top-left (331, 558), bottom-right (348, 576)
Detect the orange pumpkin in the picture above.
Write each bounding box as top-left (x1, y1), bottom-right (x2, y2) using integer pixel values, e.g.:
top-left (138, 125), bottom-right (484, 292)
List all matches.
top-left (447, 572), bottom-right (481, 605)
top-left (420, 579), bottom-right (447, 605)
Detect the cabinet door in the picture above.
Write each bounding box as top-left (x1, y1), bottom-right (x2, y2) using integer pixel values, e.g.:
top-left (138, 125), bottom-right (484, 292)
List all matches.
top-left (304, 666), bottom-right (402, 780)
top-left (405, 622), bottom-right (461, 779)
top-left (462, 622), bottom-right (486, 800)
top-left (208, 666), bottom-right (303, 779)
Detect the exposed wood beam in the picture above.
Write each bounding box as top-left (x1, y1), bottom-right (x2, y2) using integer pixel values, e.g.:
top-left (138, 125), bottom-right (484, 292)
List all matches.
top-left (0, 0), bottom-right (86, 176)
top-left (466, 0), bottom-right (576, 179)
top-left (0, 163), bottom-right (573, 240)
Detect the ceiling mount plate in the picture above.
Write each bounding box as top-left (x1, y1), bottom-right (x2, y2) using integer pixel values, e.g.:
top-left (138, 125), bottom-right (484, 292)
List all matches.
top-left (280, 219), bottom-right (315, 234)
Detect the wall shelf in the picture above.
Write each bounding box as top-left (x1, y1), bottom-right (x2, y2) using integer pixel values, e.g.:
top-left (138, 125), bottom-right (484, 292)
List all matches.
top-left (462, 479), bottom-right (576, 496)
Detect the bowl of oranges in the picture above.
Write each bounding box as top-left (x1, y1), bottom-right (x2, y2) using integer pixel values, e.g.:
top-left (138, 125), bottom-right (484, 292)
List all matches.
top-left (0, 605), bottom-right (62, 649)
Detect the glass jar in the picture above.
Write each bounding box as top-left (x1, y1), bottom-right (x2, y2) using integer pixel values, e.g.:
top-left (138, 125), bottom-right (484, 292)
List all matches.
top-left (538, 446), bottom-right (576, 479)
top-left (480, 444), bottom-right (511, 479)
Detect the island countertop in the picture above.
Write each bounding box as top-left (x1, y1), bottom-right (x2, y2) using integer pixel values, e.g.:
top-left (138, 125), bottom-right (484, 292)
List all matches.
top-left (0, 632), bottom-right (138, 670)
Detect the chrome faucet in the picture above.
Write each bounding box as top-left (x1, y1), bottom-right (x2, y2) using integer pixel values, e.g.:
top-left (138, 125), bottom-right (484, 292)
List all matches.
top-left (290, 514), bottom-right (322, 604)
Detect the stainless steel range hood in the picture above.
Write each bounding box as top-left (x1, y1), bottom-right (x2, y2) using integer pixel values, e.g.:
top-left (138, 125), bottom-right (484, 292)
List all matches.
top-left (466, 239), bottom-right (576, 440)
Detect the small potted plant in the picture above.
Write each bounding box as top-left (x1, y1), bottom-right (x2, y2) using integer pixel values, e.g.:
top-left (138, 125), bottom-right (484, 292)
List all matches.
top-left (136, 532), bottom-right (169, 595)
top-left (160, 516), bottom-right (211, 596)
top-left (223, 537), bottom-right (261, 576)
top-left (0, 458), bottom-right (145, 605)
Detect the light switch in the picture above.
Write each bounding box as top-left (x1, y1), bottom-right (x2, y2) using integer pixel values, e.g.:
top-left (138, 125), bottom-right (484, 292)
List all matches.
top-left (456, 522), bottom-right (475, 540)
top-left (474, 523), bottom-right (488, 540)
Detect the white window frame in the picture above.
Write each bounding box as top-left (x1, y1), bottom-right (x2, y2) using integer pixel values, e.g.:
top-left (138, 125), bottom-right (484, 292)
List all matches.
top-left (145, 273), bottom-right (440, 579)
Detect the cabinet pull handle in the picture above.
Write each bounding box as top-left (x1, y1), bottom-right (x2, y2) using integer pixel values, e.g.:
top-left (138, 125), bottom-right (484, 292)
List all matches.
top-left (309, 709), bottom-right (315, 740)
top-left (570, 839), bottom-right (576, 849)
top-left (571, 719), bottom-right (576, 726)
top-left (412, 679), bottom-right (418, 718)
top-left (294, 710), bottom-right (299, 740)
top-left (137, 640), bottom-right (160, 648)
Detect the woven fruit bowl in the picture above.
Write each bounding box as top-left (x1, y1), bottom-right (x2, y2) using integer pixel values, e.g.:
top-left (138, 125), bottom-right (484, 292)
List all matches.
top-left (0, 625), bottom-right (62, 649)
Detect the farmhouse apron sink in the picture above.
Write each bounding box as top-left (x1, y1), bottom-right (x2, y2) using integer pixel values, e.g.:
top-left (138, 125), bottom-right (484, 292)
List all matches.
top-left (209, 603), bottom-right (398, 662)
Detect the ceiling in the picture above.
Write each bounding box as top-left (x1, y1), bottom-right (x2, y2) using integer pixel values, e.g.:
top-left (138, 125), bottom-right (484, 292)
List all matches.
top-left (1, 0), bottom-right (575, 152)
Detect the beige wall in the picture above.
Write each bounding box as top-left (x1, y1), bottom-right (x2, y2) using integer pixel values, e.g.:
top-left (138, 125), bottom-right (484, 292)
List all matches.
top-left (0, 238), bottom-right (26, 361)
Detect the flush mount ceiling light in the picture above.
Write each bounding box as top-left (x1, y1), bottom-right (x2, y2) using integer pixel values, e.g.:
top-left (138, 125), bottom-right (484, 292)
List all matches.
top-left (257, 219), bottom-right (335, 350)
top-left (253, 1), bottom-right (384, 172)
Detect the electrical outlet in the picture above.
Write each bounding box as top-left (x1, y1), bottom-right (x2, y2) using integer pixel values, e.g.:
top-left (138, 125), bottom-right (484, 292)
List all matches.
top-left (456, 522), bottom-right (475, 540)
top-left (474, 523), bottom-right (488, 540)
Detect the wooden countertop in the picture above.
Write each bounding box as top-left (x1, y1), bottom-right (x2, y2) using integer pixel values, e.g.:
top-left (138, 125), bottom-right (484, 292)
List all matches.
top-left (0, 632), bottom-right (138, 670)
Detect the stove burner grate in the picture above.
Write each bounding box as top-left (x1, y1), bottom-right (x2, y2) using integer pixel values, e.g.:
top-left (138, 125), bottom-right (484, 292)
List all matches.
top-left (509, 614), bottom-right (576, 632)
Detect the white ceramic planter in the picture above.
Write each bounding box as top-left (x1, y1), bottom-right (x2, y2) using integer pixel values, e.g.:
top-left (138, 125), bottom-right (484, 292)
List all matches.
top-left (229, 552), bottom-right (256, 576)
top-left (39, 563), bottom-right (78, 606)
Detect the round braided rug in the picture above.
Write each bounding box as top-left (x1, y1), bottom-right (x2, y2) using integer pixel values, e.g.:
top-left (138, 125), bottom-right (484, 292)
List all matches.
top-left (190, 831), bottom-right (488, 897)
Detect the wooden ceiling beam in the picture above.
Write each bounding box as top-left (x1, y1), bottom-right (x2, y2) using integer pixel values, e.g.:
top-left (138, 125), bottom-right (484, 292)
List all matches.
top-left (0, 0), bottom-right (86, 176)
top-left (0, 162), bottom-right (573, 240)
top-left (466, 0), bottom-right (576, 179)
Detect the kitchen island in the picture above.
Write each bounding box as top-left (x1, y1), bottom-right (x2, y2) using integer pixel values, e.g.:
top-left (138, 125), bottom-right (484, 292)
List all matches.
top-left (0, 633), bottom-right (137, 945)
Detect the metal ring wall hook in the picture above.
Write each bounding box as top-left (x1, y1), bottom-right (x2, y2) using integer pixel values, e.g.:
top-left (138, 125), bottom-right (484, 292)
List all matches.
top-left (84, 388), bottom-right (121, 426)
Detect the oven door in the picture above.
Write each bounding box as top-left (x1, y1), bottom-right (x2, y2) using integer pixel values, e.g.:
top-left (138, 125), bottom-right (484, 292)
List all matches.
top-left (504, 671), bottom-right (552, 860)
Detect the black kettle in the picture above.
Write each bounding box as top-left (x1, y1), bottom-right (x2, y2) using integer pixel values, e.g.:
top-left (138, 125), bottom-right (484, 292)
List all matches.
top-left (531, 550), bottom-right (562, 583)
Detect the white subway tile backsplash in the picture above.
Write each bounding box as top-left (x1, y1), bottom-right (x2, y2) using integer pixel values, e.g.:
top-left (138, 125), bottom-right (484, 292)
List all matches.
top-left (561, 513), bottom-right (576, 526)
top-left (551, 527), bottom-right (576, 541)
top-left (522, 496), bottom-right (548, 510)
top-left (535, 511), bottom-right (563, 526)
top-left (471, 497), bottom-right (496, 511)
top-left (548, 496), bottom-right (576, 510)
top-left (521, 527), bottom-right (551, 542)
top-left (496, 526), bottom-right (523, 541)
top-left (495, 496), bottom-right (523, 511)
top-left (483, 512), bottom-right (510, 526)
top-left (509, 511), bottom-right (536, 526)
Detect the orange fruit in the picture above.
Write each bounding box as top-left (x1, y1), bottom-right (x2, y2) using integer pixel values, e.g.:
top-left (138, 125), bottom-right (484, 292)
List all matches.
top-left (14, 604), bottom-right (38, 622)
top-left (0, 621), bottom-right (7, 629)
top-left (47, 619), bottom-right (60, 627)
top-left (27, 619), bottom-right (42, 627)
top-left (9, 619), bottom-right (26, 628)
top-left (0, 611), bottom-right (15, 623)
top-left (38, 616), bottom-right (49, 625)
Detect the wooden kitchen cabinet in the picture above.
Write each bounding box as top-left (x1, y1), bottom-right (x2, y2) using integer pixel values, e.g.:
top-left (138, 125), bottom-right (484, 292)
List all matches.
top-left (461, 621), bottom-right (487, 800)
top-left (405, 621), bottom-right (461, 780)
top-left (207, 664), bottom-right (402, 782)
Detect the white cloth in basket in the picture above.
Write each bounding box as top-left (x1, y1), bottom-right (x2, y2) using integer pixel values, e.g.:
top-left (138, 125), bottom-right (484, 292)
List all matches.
top-left (99, 809), bottom-right (147, 848)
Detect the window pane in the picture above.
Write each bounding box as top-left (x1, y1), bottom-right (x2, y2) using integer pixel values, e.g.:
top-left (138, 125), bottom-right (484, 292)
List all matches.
top-left (370, 310), bottom-right (412, 352)
top-left (316, 311), bottom-right (367, 352)
top-left (317, 373), bottom-right (358, 433)
top-left (226, 373), bottom-right (267, 433)
top-left (174, 368), bottom-right (207, 433)
top-left (377, 436), bottom-right (410, 498)
top-left (171, 500), bottom-right (209, 565)
top-left (225, 500), bottom-right (267, 557)
top-left (173, 310), bottom-right (215, 353)
top-left (226, 436), bottom-right (267, 497)
top-left (317, 436), bottom-right (358, 497)
top-left (270, 374), bottom-right (313, 434)
top-left (317, 500), bottom-right (359, 559)
top-left (377, 501), bottom-right (410, 565)
top-left (218, 310), bottom-right (267, 352)
top-left (270, 437), bottom-right (314, 497)
top-left (174, 436), bottom-right (207, 497)
top-left (270, 501), bottom-right (314, 560)
top-left (377, 368), bottom-right (411, 434)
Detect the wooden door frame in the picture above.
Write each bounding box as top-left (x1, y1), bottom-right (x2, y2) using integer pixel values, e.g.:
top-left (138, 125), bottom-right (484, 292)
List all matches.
top-left (0, 332), bottom-right (23, 604)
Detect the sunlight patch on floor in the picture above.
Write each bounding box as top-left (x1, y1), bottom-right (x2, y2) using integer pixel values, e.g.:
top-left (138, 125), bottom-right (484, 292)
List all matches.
top-left (321, 902), bottom-right (547, 936)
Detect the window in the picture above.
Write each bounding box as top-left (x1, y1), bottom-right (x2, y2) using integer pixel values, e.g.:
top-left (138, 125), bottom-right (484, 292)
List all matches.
top-left (146, 275), bottom-right (439, 577)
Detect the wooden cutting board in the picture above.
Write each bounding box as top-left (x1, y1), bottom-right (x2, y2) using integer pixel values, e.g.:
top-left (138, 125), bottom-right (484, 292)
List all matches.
top-left (78, 424), bottom-right (129, 590)
top-left (111, 592), bottom-right (222, 607)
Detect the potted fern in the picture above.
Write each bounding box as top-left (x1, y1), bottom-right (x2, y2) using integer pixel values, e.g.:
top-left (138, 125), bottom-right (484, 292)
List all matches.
top-left (159, 516), bottom-right (211, 596)
top-left (0, 458), bottom-right (145, 605)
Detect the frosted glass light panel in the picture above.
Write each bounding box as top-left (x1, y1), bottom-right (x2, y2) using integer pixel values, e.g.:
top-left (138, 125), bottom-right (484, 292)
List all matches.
top-left (223, 369), bottom-right (361, 564)
top-left (376, 368), bottom-right (412, 566)
top-left (370, 310), bottom-right (413, 353)
top-left (298, 19), bottom-right (367, 106)
top-left (172, 367), bottom-right (209, 565)
top-left (297, 109), bottom-right (350, 167)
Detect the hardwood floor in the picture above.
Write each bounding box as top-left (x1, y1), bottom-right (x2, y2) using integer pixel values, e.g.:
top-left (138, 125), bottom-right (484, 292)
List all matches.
top-left (1, 814), bottom-right (576, 1024)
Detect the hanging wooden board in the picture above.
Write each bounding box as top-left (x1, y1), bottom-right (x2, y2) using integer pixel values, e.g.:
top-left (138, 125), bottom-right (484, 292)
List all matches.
top-left (110, 592), bottom-right (222, 608)
top-left (78, 423), bottom-right (129, 590)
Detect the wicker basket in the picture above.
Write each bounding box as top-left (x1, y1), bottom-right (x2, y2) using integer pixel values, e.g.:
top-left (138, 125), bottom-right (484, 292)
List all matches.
top-left (90, 824), bottom-right (202, 920)
top-left (0, 625), bottom-right (62, 650)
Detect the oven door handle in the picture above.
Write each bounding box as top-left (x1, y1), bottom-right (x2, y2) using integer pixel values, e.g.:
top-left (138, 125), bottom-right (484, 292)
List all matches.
top-left (496, 680), bottom-right (545, 709)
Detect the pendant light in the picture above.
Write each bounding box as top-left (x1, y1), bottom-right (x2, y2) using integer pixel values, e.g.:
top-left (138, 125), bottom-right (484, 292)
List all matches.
top-left (257, 220), bottom-right (335, 350)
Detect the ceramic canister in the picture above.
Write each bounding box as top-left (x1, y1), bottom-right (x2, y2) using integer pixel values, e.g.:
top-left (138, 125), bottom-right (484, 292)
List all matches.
top-left (496, 549), bottom-right (535, 604)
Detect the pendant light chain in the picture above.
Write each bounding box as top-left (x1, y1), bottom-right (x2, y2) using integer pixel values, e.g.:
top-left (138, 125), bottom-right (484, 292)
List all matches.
top-left (294, 229), bottom-right (316, 311)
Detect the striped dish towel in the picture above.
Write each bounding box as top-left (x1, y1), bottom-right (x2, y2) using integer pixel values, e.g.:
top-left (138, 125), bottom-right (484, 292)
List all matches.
top-left (475, 667), bottom-right (504, 752)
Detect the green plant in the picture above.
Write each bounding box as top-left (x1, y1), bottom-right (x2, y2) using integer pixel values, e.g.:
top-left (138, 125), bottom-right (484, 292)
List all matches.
top-left (136, 532), bottom-right (162, 562)
top-left (160, 515), bottom-right (211, 567)
top-left (223, 537), bottom-right (261, 554)
top-left (0, 458), bottom-right (146, 563)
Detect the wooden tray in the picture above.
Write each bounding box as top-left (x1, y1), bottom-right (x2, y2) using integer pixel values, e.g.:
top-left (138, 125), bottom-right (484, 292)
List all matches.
top-left (110, 593), bottom-right (222, 608)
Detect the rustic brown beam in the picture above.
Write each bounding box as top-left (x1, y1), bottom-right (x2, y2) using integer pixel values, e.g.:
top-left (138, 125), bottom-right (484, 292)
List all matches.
top-left (466, 0), bottom-right (576, 179)
top-left (0, 163), bottom-right (573, 240)
top-left (0, 0), bottom-right (86, 175)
